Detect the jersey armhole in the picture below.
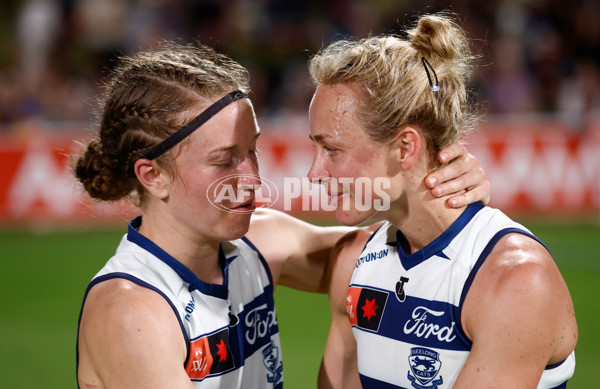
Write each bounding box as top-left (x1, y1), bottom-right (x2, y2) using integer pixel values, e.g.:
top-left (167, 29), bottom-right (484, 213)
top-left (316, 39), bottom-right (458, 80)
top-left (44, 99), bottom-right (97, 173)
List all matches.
top-left (76, 273), bottom-right (191, 377)
top-left (453, 227), bottom-right (546, 346)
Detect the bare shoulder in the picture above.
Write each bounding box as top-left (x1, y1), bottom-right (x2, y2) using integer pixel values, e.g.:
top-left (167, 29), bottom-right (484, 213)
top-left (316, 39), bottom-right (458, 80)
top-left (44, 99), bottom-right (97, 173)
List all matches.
top-left (80, 278), bottom-right (187, 356)
top-left (474, 233), bottom-right (569, 304)
top-left (78, 278), bottom-right (188, 387)
top-left (330, 223), bottom-right (380, 273)
top-left (82, 278), bottom-right (177, 328)
top-left (463, 232), bottom-right (577, 364)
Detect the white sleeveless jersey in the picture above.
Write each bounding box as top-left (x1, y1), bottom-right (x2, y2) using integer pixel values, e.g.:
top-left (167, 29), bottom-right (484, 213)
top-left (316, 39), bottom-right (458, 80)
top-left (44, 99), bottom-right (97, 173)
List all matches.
top-left (77, 217), bottom-right (283, 388)
top-left (347, 203), bottom-right (575, 389)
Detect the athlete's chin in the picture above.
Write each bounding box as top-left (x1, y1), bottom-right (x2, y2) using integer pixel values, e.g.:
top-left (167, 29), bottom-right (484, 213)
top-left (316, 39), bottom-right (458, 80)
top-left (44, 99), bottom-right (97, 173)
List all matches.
top-left (219, 212), bottom-right (253, 240)
top-left (335, 208), bottom-right (377, 227)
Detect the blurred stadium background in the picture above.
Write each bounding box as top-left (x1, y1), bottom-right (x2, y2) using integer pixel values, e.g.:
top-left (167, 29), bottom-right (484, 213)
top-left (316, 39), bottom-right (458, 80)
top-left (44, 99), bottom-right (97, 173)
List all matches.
top-left (0, 0), bottom-right (598, 388)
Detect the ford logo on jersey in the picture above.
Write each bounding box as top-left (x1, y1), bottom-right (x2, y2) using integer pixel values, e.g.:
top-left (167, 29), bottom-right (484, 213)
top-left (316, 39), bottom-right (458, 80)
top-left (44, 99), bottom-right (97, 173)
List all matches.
top-left (408, 347), bottom-right (443, 388)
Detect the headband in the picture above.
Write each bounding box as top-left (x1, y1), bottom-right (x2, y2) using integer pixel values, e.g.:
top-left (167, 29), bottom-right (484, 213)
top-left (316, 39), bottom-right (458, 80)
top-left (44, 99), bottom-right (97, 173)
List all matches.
top-left (141, 89), bottom-right (247, 160)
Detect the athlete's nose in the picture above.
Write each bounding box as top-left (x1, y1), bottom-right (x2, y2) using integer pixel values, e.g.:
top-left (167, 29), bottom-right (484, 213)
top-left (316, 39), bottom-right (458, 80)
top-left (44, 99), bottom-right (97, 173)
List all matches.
top-left (307, 151), bottom-right (330, 184)
top-left (237, 157), bottom-right (261, 190)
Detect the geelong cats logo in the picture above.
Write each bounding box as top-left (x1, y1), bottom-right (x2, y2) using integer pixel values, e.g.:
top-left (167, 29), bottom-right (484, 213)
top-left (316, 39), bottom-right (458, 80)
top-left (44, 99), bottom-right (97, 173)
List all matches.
top-left (407, 347), bottom-right (444, 389)
top-left (262, 343), bottom-right (283, 384)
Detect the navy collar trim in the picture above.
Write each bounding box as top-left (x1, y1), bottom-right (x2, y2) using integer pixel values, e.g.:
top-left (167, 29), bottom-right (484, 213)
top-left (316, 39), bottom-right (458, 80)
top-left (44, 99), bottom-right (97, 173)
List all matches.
top-left (127, 216), bottom-right (229, 299)
top-left (395, 202), bottom-right (485, 271)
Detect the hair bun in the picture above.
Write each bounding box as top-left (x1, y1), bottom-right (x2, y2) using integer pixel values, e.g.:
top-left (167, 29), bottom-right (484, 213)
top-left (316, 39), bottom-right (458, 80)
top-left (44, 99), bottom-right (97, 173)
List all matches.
top-left (74, 138), bottom-right (134, 201)
top-left (408, 13), bottom-right (469, 62)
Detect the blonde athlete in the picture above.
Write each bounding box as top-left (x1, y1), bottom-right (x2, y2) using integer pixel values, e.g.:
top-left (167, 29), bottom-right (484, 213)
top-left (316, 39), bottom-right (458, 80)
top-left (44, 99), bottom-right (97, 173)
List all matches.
top-left (309, 14), bottom-right (577, 389)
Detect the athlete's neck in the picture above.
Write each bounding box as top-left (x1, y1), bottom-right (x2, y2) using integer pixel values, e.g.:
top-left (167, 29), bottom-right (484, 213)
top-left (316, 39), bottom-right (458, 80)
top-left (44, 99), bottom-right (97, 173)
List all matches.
top-left (386, 185), bottom-right (467, 254)
top-left (137, 210), bottom-right (223, 284)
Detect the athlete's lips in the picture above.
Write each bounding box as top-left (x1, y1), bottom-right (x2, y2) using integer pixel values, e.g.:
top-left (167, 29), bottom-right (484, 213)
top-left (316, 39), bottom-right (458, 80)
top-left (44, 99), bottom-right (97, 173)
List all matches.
top-left (327, 190), bottom-right (348, 207)
top-left (327, 189), bottom-right (349, 198)
top-left (230, 198), bottom-right (256, 211)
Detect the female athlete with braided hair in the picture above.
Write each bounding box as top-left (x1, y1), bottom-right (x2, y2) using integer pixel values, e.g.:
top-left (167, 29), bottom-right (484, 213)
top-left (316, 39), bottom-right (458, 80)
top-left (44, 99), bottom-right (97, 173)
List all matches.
top-left (74, 41), bottom-right (490, 388)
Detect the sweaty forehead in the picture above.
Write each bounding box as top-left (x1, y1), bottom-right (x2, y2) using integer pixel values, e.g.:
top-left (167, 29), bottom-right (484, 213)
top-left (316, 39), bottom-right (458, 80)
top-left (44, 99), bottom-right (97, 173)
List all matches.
top-left (317, 83), bottom-right (359, 115)
top-left (310, 83), bottom-right (365, 141)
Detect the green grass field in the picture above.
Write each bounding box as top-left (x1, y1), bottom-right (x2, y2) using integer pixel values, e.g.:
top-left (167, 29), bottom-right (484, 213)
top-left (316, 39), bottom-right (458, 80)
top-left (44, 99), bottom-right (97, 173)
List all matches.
top-left (0, 220), bottom-right (598, 388)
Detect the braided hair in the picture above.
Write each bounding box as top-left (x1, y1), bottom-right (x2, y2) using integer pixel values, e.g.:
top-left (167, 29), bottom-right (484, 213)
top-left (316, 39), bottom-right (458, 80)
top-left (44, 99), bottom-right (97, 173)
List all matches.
top-left (74, 42), bottom-right (250, 206)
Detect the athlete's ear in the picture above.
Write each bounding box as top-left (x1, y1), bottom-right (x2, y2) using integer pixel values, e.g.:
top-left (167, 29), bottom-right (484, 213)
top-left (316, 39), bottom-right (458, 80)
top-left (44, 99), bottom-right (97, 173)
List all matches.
top-left (391, 126), bottom-right (421, 170)
top-left (134, 158), bottom-right (170, 200)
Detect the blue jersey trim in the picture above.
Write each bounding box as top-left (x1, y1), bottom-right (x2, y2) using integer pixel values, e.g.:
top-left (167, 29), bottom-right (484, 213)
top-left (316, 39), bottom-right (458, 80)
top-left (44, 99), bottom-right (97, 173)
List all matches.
top-left (396, 202), bottom-right (484, 271)
top-left (350, 283), bottom-right (392, 294)
top-left (126, 216), bottom-right (229, 299)
top-left (364, 222), bottom-right (387, 247)
top-left (549, 382), bottom-right (567, 389)
top-left (76, 272), bottom-right (190, 388)
top-left (546, 357), bottom-right (568, 370)
top-left (454, 227), bottom-right (547, 346)
top-left (360, 374), bottom-right (406, 388)
top-left (351, 222), bottom-right (387, 268)
top-left (241, 236), bottom-right (274, 287)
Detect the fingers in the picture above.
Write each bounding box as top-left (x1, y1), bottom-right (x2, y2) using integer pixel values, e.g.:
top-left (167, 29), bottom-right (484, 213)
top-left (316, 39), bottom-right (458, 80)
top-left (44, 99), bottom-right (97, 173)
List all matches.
top-left (437, 142), bottom-right (467, 165)
top-left (425, 150), bottom-right (477, 189)
top-left (426, 158), bottom-right (491, 207)
top-left (429, 164), bottom-right (486, 197)
top-left (446, 180), bottom-right (491, 208)
top-left (426, 142), bottom-right (492, 207)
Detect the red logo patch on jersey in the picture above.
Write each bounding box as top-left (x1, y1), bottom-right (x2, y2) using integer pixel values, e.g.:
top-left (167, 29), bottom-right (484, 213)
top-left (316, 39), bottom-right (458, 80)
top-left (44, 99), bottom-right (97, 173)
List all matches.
top-left (362, 298), bottom-right (379, 320)
top-left (346, 286), bottom-right (388, 332)
top-left (215, 339), bottom-right (228, 362)
top-left (185, 328), bottom-right (235, 380)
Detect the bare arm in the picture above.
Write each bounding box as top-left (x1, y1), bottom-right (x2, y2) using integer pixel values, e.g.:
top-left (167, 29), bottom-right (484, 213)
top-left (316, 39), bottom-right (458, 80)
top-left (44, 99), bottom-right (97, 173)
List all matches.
top-left (455, 234), bottom-right (577, 388)
top-left (78, 279), bottom-right (192, 389)
top-left (245, 208), bottom-right (355, 292)
top-left (318, 225), bottom-right (379, 389)
top-left (426, 142), bottom-right (491, 208)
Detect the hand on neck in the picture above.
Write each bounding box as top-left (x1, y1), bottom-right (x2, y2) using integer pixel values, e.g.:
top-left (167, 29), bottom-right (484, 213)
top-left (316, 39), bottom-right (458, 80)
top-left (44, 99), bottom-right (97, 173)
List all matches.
top-left (386, 179), bottom-right (467, 255)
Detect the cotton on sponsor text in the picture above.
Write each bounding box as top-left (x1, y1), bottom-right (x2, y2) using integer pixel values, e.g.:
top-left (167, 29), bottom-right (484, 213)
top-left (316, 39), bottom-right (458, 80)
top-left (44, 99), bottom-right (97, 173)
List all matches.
top-left (356, 249), bottom-right (389, 268)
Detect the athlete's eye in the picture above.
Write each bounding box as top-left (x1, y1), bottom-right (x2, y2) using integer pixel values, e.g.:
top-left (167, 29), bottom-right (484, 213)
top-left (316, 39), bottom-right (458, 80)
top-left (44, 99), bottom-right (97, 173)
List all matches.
top-left (323, 146), bottom-right (338, 155)
top-left (215, 156), bottom-right (242, 169)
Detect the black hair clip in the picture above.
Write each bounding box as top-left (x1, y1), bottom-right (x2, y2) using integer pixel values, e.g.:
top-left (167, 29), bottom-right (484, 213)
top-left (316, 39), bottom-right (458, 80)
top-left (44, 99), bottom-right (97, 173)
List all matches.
top-left (421, 57), bottom-right (440, 92)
